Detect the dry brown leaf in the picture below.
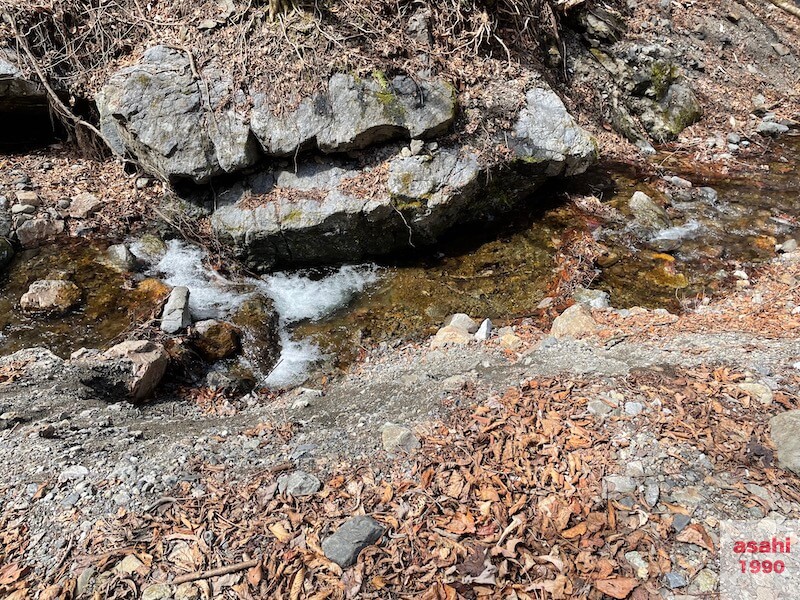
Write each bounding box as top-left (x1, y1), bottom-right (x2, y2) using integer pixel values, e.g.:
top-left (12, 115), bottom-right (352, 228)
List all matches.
top-left (595, 577), bottom-right (638, 599)
top-left (676, 523), bottom-right (714, 551)
top-left (268, 523), bottom-right (293, 543)
top-left (561, 522), bottom-right (587, 539)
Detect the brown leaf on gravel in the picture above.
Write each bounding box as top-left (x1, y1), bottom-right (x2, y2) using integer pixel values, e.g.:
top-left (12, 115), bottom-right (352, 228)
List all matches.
top-left (595, 577), bottom-right (639, 599)
top-left (676, 523), bottom-right (714, 551)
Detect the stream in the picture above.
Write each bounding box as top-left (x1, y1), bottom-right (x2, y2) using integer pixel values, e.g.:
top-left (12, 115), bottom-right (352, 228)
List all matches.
top-left (1, 136), bottom-right (798, 388)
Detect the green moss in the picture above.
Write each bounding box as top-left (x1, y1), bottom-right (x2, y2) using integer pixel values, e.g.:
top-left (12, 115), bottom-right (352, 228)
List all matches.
top-left (281, 209), bottom-right (304, 224)
top-left (371, 70), bottom-right (406, 120)
top-left (650, 62), bottom-right (678, 100)
top-left (391, 196), bottom-right (424, 211)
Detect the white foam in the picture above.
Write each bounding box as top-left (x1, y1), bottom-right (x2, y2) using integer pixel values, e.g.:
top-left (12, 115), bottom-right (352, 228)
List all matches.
top-left (261, 330), bottom-right (322, 388)
top-left (652, 219), bottom-right (703, 241)
top-left (259, 264), bottom-right (380, 324)
top-left (148, 240), bottom-right (247, 320)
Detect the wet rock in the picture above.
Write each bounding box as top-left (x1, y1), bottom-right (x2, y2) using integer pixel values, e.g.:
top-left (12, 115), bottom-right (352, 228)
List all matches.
top-left (431, 325), bottom-right (472, 348)
top-left (769, 410), bottom-right (800, 475)
top-left (381, 422), bottom-right (420, 454)
top-left (20, 279), bottom-right (81, 315)
top-left (629, 191), bottom-right (671, 230)
top-left (104, 244), bottom-right (138, 272)
top-left (192, 319), bottom-right (241, 361)
top-left (550, 304), bottom-right (599, 339)
top-left (277, 470), bottom-right (322, 497)
top-left (474, 318), bottom-right (493, 341)
top-left (72, 340), bottom-right (169, 401)
top-left (444, 313), bottom-right (478, 334)
top-left (0, 237), bottom-right (13, 271)
top-left (15, 216), bottom-right (64, 248)
top-left (161, 286), bottom-right (191, 333)
top-left (322, 516), bottom-right (385, 568)
top-left (231, 295), bottom-right (281, 374)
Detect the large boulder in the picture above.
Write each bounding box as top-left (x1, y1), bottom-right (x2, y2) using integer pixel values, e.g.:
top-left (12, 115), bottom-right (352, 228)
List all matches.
top-left (0, 49), bottom-right (46, 113)
top-left (71, 340), bottom-right (169, 401)
top-left (212, 85), bottom-right (596, 270)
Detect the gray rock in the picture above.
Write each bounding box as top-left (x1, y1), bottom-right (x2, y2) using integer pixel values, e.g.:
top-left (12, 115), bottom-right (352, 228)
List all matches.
top-left (727, 132), bottom-right (742, 144)
top-left (629, 191), bottom-right (671, 230)
top-left (624, 401), bottom-right (645, 416)
top-left (664, 572), bottom-right (687, 589)
top-left (770, 410), bottom-right (800, 474)
top-left (72, 340), bottom-right (169, 401)
top-left (672, 513), bottom-right (691, 533)
top-left (0, 49), bottom-right (47, 116)
top-left (644, 482), bottom-right (660, 507)
top-left (474, 318), bottom-right (493, 341)
top-left (68, 192), bottom-right (104, 219)
top-left (277, 470), bottom-right (322, 497)
top-left (11, 204), bottom-right (36, 215)
top-left (444, 313), bottom-right (479, 334)
top-left (757, 121), bottom-right (789, 136)
top-left (738, 382), bottom-right (773, 406)
top-left (381, 422), bottom-right (420, 454)
top-left (588, 399), bottom-right (614, 416)
top-left (59, 465), bottom-right (89, 482)
top-left (161, 286), bottom-right (191, 333)
top-left (322, 516), bottom-right (384, 568)
top-left (105, 244), bottom-right (138, 272)
top-left (603, 475), bottom-right (637, 495)
top-left (624, 551), bottom-right (649, 579)
top-left (779, 239), bottom-right (798, 253)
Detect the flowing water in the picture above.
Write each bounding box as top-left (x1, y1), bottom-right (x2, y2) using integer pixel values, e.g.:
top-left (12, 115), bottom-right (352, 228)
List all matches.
top-left (1, 137), bottom-right (798, 386)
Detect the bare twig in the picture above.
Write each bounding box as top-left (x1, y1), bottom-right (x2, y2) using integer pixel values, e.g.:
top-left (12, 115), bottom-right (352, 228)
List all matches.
top-left (172, 558), bottom-right (260, 584)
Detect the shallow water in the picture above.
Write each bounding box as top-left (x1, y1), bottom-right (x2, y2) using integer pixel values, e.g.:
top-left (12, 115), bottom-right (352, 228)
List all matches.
top-left (1, 137), bottom-right (798, 384)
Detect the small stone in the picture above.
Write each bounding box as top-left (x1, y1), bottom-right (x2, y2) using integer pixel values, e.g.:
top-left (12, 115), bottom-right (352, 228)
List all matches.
top-left (645, 483), bottom-right (660, 507)
top-left (738, 382), bottom-right (773, 406)
top-left (665, 175), bottom-right (692, 189)
top-left (629, 190), bottom-right (672, 230)
top-left (474, 318), bottom-right (493, 341)
top-left (672, 513), bottom-right (691, 533)
top-left (15, 217), bottom-right (65, 248)
top-left (277, 470), bottom-right (322, 497)
top-left (499, 333), bottom-right (523, 351)
top-left (14, 190), bottom-right (40, 206)
top-left (431, 325), bottom-right (472, 348)
top-left (603, 475), bottom-right (637, 496)
top-left (68, 192), bottom-right (104, 219)
top-left (550, 304), bottom-right (599, 339)
top-left (733, 269), bottom-right (749, 280)
top-left (11, 204), bottom-right (36, 215)
top-left (409, 139), bottom-right (425, 155)
top-left (400, 146), bottom-right (412, 158)
top-left (588, 399), bottom-right (613, 417)
top-left (664, 572), bottom-right (687, 589)
top-left (175, 583), bottom-right (200, 600)
top-left (76, 567), bottom-right (96, 597)
top-left (727, 132), bottom-right (742, 144)
top-left (772, 43), bottom-right (791, 57)
top-left (757, 121), bottom-right (789, 136)
top-left (779, 239), bottom-right (798, 253)
top-left (197, 19), bottom-right (218, 30)
top-left (135, 177), bottom-right (153, 190)
top-left (689, 568), bottom-right (718, 594)
top-left (625, 460), bottom-right (645, 478)
top-left (161, 286), bottom-right (191, 333)
top-left (381, 422), bottom-right (420, 454)
top-left (20, 280), bottom-right (81, 315)
top-left (59, 465), bottom-right (89, 482)
top-left (624, 402), bottom-right (645, 416)
top-left (444, 313), bottom-right (479, 333)
top-left (624, 551), bottom-right (649, 579)
top-left (322, 516), bottom-right (384, 568)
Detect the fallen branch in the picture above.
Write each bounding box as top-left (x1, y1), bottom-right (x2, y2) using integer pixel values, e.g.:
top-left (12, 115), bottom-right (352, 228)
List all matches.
top-left (767, 0), bottom-right (800, 19)
top-left (172, 558), bottom-right (260, 585)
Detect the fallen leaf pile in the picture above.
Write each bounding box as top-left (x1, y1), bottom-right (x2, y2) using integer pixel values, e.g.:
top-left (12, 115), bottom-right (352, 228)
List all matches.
top-left (3, 365), bottom-right (797, 599)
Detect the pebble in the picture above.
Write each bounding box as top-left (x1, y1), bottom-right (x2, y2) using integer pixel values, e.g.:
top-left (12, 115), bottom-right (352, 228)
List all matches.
top-left (474, 318), bottom-right (493, 341)
top-left (444, 313), bottom-right (479, 334)
top-left (672, 513), bottom-right (691, 533)
top-left (689, 568), bottom-right (718, 593)
top-left (624, 551), bottom-right (650, 579)
top-left (277, 470), bottom-right (322, 497)
top-left (624, 402), bottom-right (645, 416)
top-left (381, 423), bottom-right (420, 455)
top-left (603, 475), bottom-right (637, 495)
top-left (738, 382), bottom-right (773, 406)
top-left (409, 139), bottom-right (425, 155)
top-left (664, 572), bottom-right (687, 589)
top-left (59, 465), bottom-right (89, 482)
top-left (645, 482), bottom-right (660, 507)
top-left (588, 399), bottom-right (614, 417)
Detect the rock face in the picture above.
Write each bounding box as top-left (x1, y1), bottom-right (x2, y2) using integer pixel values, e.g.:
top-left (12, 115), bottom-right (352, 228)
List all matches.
top-left (96, 47), bottom-right (455, 183)
top-left (72, 340), bottom-right (169, 401)
top-left (322, 516), bottom-right (385, 568)
top-left (20, 280), bottom-right (81, 314)
top-left (211, 86), bottom-right (596, 270)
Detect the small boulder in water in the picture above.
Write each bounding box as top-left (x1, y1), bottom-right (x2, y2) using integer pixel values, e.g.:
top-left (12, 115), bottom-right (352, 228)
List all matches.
top-left (629, 191), bottom-right (672, 231)
top-left (161, 286), bottom-right (191, 333)
top-left (104, 244), bottom-right (138, 272)
top-left (20, 279), bottom-right (81, 315)
top-left (192, 319), bottom-right (241, 361)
